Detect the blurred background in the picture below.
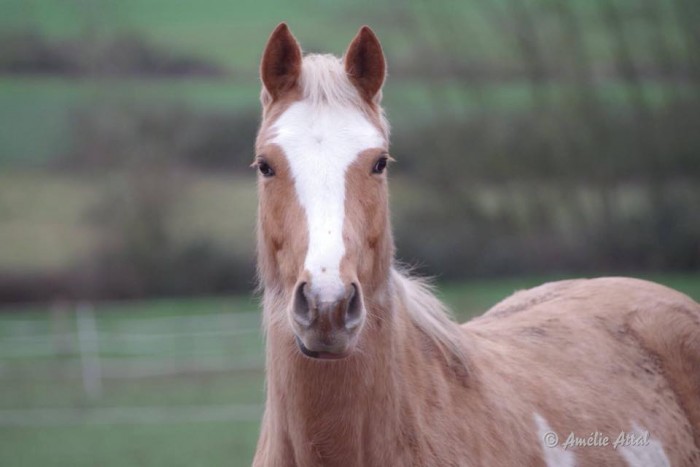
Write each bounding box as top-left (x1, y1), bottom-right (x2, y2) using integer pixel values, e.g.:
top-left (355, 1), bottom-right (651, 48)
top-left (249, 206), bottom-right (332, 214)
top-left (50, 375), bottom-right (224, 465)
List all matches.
top-left (0, 0), bottom-right (698, 465)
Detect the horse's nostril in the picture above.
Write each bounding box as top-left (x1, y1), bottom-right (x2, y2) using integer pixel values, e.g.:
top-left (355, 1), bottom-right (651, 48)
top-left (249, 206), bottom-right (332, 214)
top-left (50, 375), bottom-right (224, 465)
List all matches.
top-left (345, 283), bottom-right (363, 330)
top-left (293, 282), bottom-right (313, 327)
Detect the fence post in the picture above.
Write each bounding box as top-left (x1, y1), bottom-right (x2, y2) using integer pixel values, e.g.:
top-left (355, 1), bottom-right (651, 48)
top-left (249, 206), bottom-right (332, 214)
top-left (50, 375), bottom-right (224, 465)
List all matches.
top-left (50, 301), bottom-right (72, 356)
top-left (77, 302), bottom-right (102, 399)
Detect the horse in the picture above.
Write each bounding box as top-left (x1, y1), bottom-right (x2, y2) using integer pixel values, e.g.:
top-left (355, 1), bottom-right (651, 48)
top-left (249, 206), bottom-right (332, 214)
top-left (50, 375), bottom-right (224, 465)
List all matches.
top-left (251, 23), bottom-right (700, 467)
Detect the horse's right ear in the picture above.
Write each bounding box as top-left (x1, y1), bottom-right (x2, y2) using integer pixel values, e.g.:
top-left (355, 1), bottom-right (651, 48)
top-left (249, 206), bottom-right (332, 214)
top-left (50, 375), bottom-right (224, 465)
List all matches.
top-left (260, 23), bottom-right (302, 101)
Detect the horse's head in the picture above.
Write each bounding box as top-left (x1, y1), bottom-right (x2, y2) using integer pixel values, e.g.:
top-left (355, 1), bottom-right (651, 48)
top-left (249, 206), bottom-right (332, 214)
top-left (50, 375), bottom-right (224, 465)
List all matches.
top-left (255, 24), bottom-right (392, 360)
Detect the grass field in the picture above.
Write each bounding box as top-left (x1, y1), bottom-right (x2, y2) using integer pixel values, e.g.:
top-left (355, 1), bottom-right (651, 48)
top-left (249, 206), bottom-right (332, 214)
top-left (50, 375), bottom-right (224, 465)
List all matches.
top-left (0, 274), bottom-right (698, 466)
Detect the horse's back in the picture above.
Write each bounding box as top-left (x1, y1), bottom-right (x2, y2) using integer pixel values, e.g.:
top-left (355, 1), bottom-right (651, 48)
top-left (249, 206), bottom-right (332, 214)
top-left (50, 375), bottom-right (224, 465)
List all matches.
top-left (462, 277), bottom-right (700, 466)
top-left (478, 276), bottom-right (697, 320)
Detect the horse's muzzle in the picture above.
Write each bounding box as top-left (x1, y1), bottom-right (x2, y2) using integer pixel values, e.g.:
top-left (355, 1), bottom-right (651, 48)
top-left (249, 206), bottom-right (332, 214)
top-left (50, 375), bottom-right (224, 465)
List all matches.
top-left (290, 281), bottom-right (364, 359)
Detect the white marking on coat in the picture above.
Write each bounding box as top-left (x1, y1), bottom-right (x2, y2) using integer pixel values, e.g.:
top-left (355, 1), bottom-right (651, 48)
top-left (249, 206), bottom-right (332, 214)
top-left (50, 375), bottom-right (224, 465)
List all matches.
top-left (273, 101), bottom-right (384, 302)
top-left (534, 413), bottom-right (577, 467)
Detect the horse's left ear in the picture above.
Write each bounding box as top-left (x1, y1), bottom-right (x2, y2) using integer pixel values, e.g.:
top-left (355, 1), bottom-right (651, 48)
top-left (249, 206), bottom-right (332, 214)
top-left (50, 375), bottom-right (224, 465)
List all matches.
top-left (344, 26), bottom-right (386, 103)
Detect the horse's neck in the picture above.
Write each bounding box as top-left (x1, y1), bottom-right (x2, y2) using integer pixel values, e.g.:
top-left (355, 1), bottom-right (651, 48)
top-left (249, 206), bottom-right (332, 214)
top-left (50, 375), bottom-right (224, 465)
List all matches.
top-left (261, 279), bottom-right (454, 465)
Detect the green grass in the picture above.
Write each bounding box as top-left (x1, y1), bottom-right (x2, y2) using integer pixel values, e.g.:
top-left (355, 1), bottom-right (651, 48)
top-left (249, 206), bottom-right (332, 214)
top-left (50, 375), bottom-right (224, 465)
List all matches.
top-left (1, 422), bottom-right (261, 467)
top-left (0, 295), bottom-right (266, 465)
top-left (0, 371), bottom-right (264, 410)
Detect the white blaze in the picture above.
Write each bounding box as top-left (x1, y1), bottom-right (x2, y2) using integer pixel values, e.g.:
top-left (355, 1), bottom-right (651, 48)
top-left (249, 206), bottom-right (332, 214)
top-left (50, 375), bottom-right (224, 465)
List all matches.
top-left (272, 101), bottom-right (384, 302)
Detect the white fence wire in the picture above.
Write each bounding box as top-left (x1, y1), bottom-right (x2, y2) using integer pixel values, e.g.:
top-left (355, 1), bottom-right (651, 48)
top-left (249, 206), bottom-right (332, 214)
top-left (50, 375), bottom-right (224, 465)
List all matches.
top-left (0, 306), bottom-right (265, 426)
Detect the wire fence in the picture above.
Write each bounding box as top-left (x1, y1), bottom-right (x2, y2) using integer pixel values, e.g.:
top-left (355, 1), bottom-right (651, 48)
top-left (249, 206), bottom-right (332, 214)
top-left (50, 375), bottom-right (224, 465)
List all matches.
top-left (0, 304), bottom-right (265, 426)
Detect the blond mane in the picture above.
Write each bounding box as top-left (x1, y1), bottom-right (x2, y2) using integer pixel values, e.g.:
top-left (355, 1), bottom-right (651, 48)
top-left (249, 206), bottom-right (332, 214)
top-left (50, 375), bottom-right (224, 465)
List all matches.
top-left (391, 268), bottom-right (469, 369)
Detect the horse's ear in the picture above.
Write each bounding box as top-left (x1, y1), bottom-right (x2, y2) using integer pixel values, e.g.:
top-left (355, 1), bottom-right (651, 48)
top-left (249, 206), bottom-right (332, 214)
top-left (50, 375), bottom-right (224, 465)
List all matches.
top-left (344, 26), bottom-right (386, 102)
top-left (260, 23), bottom-right (302, 100)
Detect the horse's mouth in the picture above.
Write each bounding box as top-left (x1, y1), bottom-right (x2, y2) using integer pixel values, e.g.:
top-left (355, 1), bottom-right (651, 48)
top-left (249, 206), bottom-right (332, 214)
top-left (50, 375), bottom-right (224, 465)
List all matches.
top-left (295, 336), bottom-right (350, 360)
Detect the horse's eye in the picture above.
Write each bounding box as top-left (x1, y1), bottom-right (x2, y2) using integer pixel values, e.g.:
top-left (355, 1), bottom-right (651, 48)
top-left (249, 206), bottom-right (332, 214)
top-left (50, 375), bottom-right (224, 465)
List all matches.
top-left (372, 157), bottom-right (388, 174)
top-left (258, 161), bottom-right (275, 177)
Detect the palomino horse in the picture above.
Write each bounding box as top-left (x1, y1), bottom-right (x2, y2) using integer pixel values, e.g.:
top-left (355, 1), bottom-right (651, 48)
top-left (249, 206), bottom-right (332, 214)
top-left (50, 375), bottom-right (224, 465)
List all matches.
top-left (252, 23), bottom-right (700, 467)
